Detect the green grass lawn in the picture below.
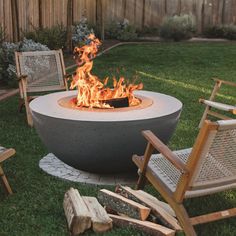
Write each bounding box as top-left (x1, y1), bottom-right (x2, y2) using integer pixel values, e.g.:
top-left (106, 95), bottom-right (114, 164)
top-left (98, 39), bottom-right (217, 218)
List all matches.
top-left (0, 42), bottom-right (236, 236)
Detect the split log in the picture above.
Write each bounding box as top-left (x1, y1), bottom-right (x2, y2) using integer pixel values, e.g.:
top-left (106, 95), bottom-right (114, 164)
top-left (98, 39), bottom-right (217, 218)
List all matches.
top-left (98, 189), bottom-right (151, 221)
top-left (115, 185), bottom-right (181, 231)
top-left (63, 188), bottom-right (91, 235)
top-left (116, 185), bottom-right (175, 216)
top-left (82, 196), bottom-right (113, 233)
top-left (109, 214), bottom-right (175, 236)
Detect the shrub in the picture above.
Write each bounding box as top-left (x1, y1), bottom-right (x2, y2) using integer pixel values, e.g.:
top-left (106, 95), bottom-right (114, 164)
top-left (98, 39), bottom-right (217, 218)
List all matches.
top-left (203, 24), bottom-right (236, 40)
top-left (0, 38), bottom-right (49, 84)
top-left (203, 25), bottom-right (225, 38)
top-left (0, 26), bottom-right (6, 44)
top-left (224, 24), bottom-right (236, 40)
top-left (72, 17), bottom-right (94, 47)
top-left (23, 24), bottom-right (67, 49)
top-left (160, 14), bottom-right (196, 41)
top-left (105, 19), bottom-right (138, 41)
top-left (137, 26), bottom-right (159, 37)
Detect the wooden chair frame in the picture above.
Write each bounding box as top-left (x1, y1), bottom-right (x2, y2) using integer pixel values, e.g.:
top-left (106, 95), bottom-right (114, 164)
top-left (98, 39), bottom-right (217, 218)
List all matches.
top-left (199, 78), bottom-right (236, 127)
top-left (15, 49), bottom-right (69, 126)
top-left (132, 120), bottom-right (236, 236)
top-left (0, 146), bottom-right (15, 195)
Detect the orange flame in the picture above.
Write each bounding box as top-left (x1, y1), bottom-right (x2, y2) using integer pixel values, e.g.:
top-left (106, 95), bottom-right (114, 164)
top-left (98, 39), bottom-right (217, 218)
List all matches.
top-left (70, 34), bottom-right (143, 108)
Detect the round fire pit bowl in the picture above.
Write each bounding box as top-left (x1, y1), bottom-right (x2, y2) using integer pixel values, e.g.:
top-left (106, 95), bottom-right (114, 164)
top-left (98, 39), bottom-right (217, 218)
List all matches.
top-left (30, 90), bottom-right (182, 174)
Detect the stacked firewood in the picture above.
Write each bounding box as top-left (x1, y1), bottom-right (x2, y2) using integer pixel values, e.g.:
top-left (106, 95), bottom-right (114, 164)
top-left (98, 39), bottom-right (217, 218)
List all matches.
top-left (63, 185), bottom-right (182, 236)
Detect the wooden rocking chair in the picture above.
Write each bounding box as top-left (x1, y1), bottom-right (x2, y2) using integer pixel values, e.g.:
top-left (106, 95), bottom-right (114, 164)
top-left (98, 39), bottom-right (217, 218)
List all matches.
top-left (132, 119), bottom-right (236, 236)
top-left (15, 50), bottom-right (69, 126)
top-left (199, 78), bottom-right (236, 127)
top-left (0, 146), bottom-right (16, 195)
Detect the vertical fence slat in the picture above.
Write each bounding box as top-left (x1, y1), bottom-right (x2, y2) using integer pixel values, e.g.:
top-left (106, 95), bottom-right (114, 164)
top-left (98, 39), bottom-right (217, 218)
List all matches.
top-left (166, 0), bottom-right (179, 16)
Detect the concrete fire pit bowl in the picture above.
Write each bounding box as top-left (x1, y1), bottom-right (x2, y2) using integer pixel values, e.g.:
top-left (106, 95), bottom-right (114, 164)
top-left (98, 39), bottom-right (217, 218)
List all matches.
top-left (30, 90), bottom-right (182, 173)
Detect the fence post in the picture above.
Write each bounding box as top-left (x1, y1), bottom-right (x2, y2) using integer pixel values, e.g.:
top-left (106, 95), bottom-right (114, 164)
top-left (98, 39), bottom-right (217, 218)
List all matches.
top-left (96, 0), bottom-right (104, 40)
top-left (11, 0), bottom-right (20, 42)
top-left (66, 0), bottom-right (73, 52)
top-left (38, 0), bottom-right (43, 29)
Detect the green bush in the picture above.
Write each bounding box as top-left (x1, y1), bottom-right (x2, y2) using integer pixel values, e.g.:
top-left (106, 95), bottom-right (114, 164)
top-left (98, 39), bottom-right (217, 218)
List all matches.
top-left (160, 14), bottom-right (196, 41)
top-left (23, 24), bottom-right (67, 49)
top-left (137, 26), bottom-right (159, 37)
top-left (105, 19), bottom-right (138, 41)
top-left (0, 38), bottom-right (49, 85)
top-left (0, 26), bottom-right (6, 44)
top-left (203, 24), bottom-right (236, 40)
top-left (224, 25), bottom-right (236, 40)
top-left (203, 25), bottom-right (225, 38)
top-left (72, 17), bottom-right (94, 47)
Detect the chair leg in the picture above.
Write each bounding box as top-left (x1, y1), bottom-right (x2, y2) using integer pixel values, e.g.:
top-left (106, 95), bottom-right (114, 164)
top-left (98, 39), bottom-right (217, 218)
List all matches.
top-left (0, 166), bottom-right (13, 195)
top-left (24, 98), bottom-right (33, 127)
top-left (136, 170), bottom-right (147, 190)
top-left (18, 98), bottom-right (24, 113)
top-left (172, 202), bottom-right (197, 236)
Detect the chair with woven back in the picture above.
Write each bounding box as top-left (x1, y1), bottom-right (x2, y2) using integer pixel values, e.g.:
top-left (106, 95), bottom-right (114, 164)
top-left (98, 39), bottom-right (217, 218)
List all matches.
top-left (15, 49), bottom-right (69, 126)
top-left (0, 146), bottom-right (15, 195)
top-left (199, 78), bottom-right (236, 127)
top-left (132, 119), bottom-right (236, 235)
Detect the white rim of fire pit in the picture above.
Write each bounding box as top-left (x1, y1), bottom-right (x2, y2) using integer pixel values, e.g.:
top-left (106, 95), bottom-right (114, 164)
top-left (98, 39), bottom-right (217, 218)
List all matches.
top-left (39, 153), bottom-right (137, 185)
top-left (30, 90), bottom-right (182, 122)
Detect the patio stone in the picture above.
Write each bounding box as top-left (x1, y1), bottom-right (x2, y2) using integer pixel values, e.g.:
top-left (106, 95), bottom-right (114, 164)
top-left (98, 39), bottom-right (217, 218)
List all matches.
top-left (39, 153), bottom-right (137, 185)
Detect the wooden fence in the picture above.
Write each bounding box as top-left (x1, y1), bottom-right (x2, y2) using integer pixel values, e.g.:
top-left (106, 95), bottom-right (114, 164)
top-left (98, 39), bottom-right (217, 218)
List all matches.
top-left (1, 0), bottom-right (236, 42)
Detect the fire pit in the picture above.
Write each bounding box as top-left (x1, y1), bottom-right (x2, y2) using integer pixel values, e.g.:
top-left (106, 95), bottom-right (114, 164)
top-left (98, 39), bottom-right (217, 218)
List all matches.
top-left (30, 90), bottom-right (182, 173)
top-left (30, 34), bottom-right (182, 173)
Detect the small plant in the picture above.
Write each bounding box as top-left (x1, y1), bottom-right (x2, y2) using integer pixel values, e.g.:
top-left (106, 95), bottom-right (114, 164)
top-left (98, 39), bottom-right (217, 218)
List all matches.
top-left (23, 24), bottom-right (67, 49)
top-left (203, 25), bottom-right (225, 38)
top-left (203, 24), bottom-right (236, 40)
top-left (105, 19), bottom-right (138, 41)
top-left (160, 14), bottom-right (196, 41)
top-left (72, 17), bottom-right (94, 47)
top-left (0, 38), bottom-right (49, 84)
top-left (0, 26), bottom-right (6, 44)
top-left (137, 26), bottom-right (159, 37)
top-left (223, 24), bottom-right (236, 40)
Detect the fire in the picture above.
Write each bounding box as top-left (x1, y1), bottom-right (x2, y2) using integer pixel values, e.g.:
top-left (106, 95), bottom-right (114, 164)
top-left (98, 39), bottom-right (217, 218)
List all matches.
top-left (70, 34), bottom-right (143, 108)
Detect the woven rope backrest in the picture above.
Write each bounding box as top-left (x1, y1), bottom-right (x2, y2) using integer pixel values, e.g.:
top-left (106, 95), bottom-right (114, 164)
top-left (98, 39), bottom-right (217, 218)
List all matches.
top-left (190, 120), bottom-right (236, 189)
top-left (17, 50), bottom-right (65, 92)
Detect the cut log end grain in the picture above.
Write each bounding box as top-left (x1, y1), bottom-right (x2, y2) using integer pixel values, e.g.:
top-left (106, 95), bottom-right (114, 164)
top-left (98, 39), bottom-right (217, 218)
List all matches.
top-left (63, 188), bottom-right (91, 235)
top-left (82, 196), bottom-right (113, 233)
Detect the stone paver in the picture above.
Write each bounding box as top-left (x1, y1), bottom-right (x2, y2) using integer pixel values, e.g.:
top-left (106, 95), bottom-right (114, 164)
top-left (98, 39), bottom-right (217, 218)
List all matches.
top-left (39, 153), bottom-right (137, 186)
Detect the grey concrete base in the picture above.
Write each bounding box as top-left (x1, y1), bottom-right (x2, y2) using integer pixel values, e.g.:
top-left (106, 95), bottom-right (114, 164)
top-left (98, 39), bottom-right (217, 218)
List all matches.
top-left (39, 153), bottom-right (137, 185)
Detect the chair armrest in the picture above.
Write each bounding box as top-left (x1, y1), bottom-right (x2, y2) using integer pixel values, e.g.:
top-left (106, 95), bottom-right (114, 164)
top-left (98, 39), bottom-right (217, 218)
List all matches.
top-left (142, 130), bottom-right (189, 174)
top-left (0, 148), bottom-right (16, 163)
top-left (199, 99), bottom-right (236, 114)
top-left (212, 78), bottom-right (236, 87)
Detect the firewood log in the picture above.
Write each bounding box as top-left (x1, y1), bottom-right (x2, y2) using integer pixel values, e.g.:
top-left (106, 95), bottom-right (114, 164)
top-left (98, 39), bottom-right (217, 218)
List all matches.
top-left (109, 214), bottom-right (175, 236)
top-left (115, 185), bottom-right (181, 231)
top-left (82, 196), bottom-right (112, 233)
top-left (98, 189), bottom-right (151, 221)
top-left (63, 188), bottom-right (91, 235)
